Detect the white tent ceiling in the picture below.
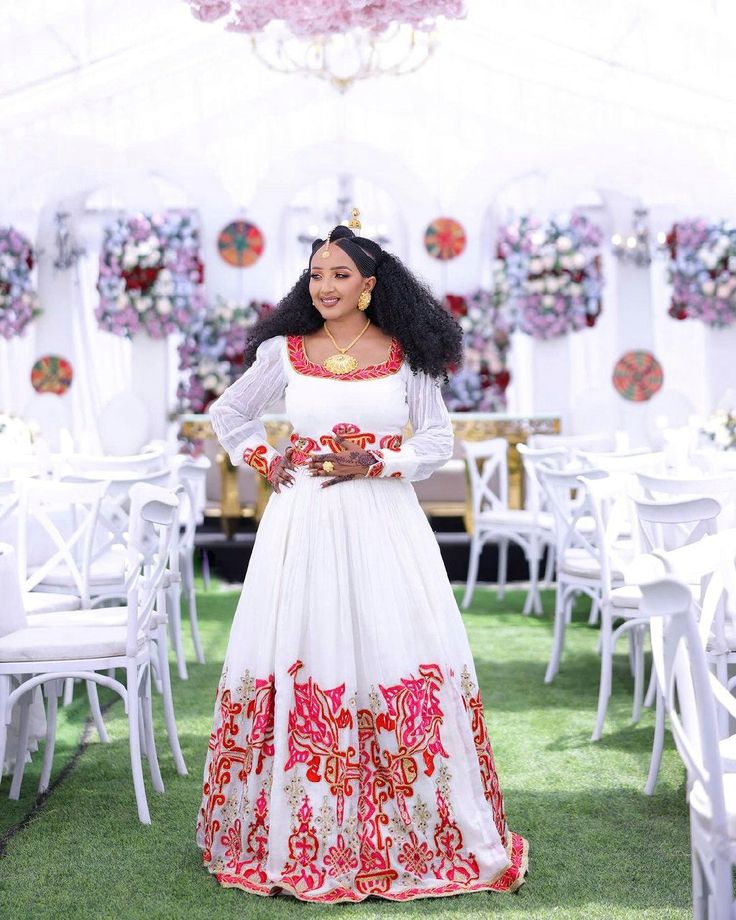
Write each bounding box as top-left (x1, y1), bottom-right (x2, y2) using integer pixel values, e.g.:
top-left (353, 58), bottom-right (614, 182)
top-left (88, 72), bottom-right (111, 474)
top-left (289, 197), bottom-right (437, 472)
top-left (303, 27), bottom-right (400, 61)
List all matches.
top-left (2, 0), bottom-right (736, 213)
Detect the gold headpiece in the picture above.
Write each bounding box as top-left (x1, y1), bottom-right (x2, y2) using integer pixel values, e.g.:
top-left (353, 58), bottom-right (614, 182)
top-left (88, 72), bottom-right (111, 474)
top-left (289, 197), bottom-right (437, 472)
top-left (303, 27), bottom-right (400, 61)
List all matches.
top-left (347, 207), bottom-right (361, 231)
top-left (321, 227), bottom-right (332, 259)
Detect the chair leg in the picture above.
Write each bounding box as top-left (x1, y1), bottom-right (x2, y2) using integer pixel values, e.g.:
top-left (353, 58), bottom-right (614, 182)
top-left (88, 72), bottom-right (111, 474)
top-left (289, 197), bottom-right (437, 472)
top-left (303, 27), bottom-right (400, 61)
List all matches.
top-left (63, 677), bottom-right (75, 706)
top-left (185, 555), bottom-right (205, 665)
top-left (545, 584), bottom-right (568, 683)
top-left (9, 689), bottom-right (32, 800)
top-left (201, 549), bottom-right (211, 592)
top-left (522, 543), bottom-right (539, 616)
top-left (644, 661), bottom-right (657, 709)
top-left (543, 544), bottom-right (555, 588)
top-left (0, 675), bottom-right (9, 787)
top-left (126, 663), bottom-right (151, 825)
top-left (141, 667), bottom-right (164, 794)
top-left (168, 582), bottom-right (188, 681)
top-left (592, 607), bottom-right (614, 742)
top-left (644, 687), bottom-right (665, 796)
top-left (39, 681), bottom-right (61, 794)
top-left (86, 680), bottom-right (110, 743)
top-left (497, 539), bottom-right (508, 601)
top-left (712, 854), bottom-right (732, 920)
top-left (588, 595), bottom-right (600, 625)
top-left (631, 626), bottom-right (645, 725)
top-left (461, 535), bottom-right (482, 609)
top-left (690, 825), bottom-right (707, 920)
top-left (156, 626), bottom-right (188, 776)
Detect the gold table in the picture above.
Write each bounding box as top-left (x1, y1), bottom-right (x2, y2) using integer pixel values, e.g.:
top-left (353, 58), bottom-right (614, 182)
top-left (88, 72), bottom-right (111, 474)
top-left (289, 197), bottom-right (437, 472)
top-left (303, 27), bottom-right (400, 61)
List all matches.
top-left (179, 412), bottom-right (560, 535)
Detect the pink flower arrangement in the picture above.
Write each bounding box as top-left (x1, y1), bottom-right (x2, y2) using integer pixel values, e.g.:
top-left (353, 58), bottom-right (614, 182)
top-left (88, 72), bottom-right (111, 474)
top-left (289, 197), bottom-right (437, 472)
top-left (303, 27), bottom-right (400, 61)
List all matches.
top-left (96, 210), bottom-right (205, 339)
top-left (665, 219), bottom-right (736, 327)
top-left (497, 212), bottom-right (604, 340)
top-left (442, 290), bottom-right (512, 412)
top-left (187, 1), bottom-right (466, 34)
top-left (0, 226), bottom-right (40, 339)
top-left (177, 296), bottom-right (273, 413)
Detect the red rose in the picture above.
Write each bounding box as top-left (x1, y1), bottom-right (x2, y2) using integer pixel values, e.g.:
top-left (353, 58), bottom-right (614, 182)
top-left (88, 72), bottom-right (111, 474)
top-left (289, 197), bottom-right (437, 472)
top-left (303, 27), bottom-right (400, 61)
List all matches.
top-left (444, 294), bottom-right (467, 318)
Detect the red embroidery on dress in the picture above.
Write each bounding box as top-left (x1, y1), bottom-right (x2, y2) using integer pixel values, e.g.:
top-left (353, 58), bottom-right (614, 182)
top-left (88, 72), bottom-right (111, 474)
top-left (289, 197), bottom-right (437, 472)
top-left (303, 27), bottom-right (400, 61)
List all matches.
top-left (320, 423), bottom-right (378, 453)
top-left (199, 662), bottom-right (527, 902)
top-left (463, 688), bottom-right (508, 841)
top-left (289, 428), bottom-right (402, 467)
top-left (380, 434), bottom-right (402, 451)
top-left (390, 472), bottom-right (402, 479)
top-left (287, 335), bottom-right (403, 381)
top-left (289, 435), bottom-right (319, 465)
top-left (243, 444), bottom-right (278, 480)
top-left (285, 660), bottom-right (359, 826)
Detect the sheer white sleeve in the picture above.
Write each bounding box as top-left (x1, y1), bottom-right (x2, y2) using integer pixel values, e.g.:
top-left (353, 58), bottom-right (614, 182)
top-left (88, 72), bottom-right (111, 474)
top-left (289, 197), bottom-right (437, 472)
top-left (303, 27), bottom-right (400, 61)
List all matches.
top-left (369, 371), bottom-right (454, 482)
top-left (208, 336), bottom-right (286, 476)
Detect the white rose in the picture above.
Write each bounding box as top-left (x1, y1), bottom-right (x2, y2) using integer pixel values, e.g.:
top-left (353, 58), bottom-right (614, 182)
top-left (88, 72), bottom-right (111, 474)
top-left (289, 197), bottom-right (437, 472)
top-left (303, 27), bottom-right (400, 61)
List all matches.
top-left (572, 252), bottom-right (586, 269)
top-left (568, 283), bottom-right (582, 297)
top-left (542, 294), bottom-right (555, 308)
top-left (203, 374), bottom-right (218, 390)
top-left (529, 258), bottom-right (543, 274)
top-left (717, 284), bottom-right (730, 299)
top-left (135, 297), bottom-right (148, 313)
top-left (156, 298), bottom-right (172, 315)
top-left (116, 294), bottom-right (128, 311)
top-left (702, 280), bottom-right (716, 296)
top-left (556, 235), bottom-right (573, 253)
top-left (542, 254), bottom-right (555, 271)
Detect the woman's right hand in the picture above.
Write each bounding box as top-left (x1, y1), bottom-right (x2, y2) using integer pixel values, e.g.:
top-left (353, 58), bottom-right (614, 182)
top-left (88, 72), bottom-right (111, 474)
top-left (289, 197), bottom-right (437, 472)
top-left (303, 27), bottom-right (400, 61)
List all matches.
top-left (267, 449), bottom-right (296, 493)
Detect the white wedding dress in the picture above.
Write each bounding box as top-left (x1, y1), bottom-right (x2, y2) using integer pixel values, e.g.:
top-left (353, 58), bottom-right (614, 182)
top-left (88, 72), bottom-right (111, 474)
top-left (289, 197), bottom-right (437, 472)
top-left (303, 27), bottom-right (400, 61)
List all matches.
top-left (196, 334), bottom-right (528, 903)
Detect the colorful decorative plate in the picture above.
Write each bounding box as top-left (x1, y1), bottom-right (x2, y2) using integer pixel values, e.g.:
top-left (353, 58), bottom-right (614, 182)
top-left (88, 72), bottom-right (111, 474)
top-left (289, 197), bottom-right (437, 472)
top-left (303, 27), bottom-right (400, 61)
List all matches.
top-left (424, 217), bottom-right (467, 260)
top-left (612, 350), bottom-right (663, 402)
top-left (217, 220), bottom-right (265, 267)
top-left (31, 355), bottom-right (73, 395)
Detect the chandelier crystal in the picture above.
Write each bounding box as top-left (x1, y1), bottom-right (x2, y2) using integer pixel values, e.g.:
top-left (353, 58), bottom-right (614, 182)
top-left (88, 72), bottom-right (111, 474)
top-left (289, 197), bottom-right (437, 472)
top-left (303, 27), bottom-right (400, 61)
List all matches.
top-left (611, 207), bottom-right (652, 268)
top-left (186, 1), bottom-right (465, 91)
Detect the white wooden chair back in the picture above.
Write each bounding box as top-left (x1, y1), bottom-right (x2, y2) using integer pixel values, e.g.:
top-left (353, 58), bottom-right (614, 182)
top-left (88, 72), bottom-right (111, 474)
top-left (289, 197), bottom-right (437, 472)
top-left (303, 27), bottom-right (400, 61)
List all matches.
top-left (64, 447), bottom-right (167, 476)
top-left (65, 468), bottom-right (173, 560)
top-left (528, 432), bottom-right (615, 454)
top-left (125, 483), bottom-right (179, 656)
top-left (537, 466), bottom-right (607, 562)
top-left (516, 444), bottom-right (566, 515)
top-left (578, 473), bottom-right (633, 593)
top-left (641, 577), bottom-right (728, 836)
top-left (576, 449), bottom-right (665, 474)
top-left (16, 479), bottom-right (108, 606)
top-left (633, 496), bottom-right (721, 554)
top-left (462, 438), bottom-right (509, 517)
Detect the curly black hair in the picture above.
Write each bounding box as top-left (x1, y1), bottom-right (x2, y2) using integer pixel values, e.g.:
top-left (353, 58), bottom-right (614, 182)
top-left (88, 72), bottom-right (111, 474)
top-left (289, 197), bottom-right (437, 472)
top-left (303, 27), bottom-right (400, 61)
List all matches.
top-left (243, 230), bottom-right (462, 380)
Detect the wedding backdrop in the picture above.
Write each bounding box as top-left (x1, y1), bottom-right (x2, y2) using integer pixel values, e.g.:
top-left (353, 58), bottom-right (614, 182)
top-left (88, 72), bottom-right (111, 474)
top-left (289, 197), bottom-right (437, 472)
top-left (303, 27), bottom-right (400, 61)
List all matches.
top-left (4, 2), bottom-right (736, 918)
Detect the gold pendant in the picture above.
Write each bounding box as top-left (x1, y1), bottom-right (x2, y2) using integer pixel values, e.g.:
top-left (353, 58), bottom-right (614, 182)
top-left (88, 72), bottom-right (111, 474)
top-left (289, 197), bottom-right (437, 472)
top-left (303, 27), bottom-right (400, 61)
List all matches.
top-left (323, 353), bottom-right (358, 375)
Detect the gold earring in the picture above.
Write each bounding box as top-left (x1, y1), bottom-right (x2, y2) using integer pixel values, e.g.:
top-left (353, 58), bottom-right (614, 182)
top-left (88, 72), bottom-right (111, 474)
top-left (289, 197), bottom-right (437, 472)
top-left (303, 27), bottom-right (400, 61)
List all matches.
top-left (357, 291), bottom-right (371, 311)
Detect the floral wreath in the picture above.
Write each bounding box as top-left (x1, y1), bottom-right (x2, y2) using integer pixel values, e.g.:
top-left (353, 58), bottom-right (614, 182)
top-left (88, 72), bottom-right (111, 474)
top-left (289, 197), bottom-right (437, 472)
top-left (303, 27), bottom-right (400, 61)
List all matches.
top-left (0, 226), bottom-right (40, 340)
top-left (96, 210), bottom-right (205, 339)
top-left (442, 289), bottom-right (512, 412)
top-left (177, 297), bottom-right (273, 413)
top-left (497, 212), bottom-right (603, 340)
top-left (665, 219), bottom-right (736, 327)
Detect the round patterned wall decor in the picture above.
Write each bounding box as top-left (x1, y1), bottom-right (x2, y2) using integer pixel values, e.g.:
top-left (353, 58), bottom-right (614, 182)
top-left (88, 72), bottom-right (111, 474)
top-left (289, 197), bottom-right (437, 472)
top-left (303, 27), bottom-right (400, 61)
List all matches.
top-left (217, 220), bottom-right (265, 267)
top-left (424, 217), bottom-right (467, 261)
top-left (612, 350), bottom-right (663, 402)
top-left (31, 355), bottom-right (73, 395)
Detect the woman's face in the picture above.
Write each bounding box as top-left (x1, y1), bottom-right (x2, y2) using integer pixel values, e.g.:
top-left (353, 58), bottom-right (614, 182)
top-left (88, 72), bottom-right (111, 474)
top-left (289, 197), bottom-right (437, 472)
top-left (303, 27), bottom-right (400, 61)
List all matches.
top-left (309, 244), bottom-right (375, 321)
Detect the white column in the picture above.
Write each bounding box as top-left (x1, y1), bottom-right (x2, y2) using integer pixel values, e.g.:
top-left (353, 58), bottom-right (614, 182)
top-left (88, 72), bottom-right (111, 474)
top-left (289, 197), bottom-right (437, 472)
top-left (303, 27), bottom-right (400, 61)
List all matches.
top-left (130, 334), bottom-right (178, 442)
top-left (531, 335), bottom-right (572, 429)
top-left (704, 326), bottom-right (736, 410)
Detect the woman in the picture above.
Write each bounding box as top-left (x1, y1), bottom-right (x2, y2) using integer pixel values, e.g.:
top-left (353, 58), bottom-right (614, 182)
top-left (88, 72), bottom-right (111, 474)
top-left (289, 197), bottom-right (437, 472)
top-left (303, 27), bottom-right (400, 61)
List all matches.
top-left (197, 216), bottom-right (528, 903)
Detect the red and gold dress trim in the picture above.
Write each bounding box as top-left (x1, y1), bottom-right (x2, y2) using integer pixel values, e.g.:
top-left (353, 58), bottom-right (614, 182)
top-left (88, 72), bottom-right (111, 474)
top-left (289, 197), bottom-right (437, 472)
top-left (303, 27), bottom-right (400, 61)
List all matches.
top-left (287, 335), bottom-right (403, 381)
top-left (198, 660), bottom-right (528, 903)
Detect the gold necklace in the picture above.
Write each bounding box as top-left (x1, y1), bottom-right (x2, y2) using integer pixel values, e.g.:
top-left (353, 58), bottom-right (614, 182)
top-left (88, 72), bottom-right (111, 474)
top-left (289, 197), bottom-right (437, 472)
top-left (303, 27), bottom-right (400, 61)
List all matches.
top-left (322, 319), bottom-right (371, 375)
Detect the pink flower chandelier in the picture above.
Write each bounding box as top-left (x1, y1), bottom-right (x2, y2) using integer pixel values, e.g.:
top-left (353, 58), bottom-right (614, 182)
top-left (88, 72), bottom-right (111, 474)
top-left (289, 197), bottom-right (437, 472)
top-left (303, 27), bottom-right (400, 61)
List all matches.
top-left (186, 1), bottom-right (466, 91)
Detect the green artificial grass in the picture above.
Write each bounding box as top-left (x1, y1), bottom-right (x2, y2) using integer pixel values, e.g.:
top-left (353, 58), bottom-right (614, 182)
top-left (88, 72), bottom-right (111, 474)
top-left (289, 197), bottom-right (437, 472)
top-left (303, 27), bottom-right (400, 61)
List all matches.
top-left (0, 586), bottom-right (691, 920)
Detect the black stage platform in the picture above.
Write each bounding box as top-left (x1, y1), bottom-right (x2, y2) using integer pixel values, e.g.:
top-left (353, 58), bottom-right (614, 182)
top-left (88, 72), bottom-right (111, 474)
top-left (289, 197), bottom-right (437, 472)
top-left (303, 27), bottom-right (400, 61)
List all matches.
top-left (195, 516), bottom-right (539, 586)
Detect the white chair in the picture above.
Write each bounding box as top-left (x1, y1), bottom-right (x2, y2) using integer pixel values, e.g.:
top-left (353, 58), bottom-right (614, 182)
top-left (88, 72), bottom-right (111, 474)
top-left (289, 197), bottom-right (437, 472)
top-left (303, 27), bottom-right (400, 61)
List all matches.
top-left (528, 431), bottom-right (616, 453)
top-left (631, 497), bottom-right (722, 794)
top-left (26, 483), bottom-right (188, 780)
top-left (461, 438), bottom-right (555, 615)
top-left (640, 576), bottom-right (736, 920)
top-left (173, 457), bottom-right (210, 668)
top-left (575, 449), bottom-right (665, 475)
top-left (638, 472), bottom-right (736, 529)
top-left (517, 443), bottom-right (567, 593)
top-left (0, 484), bottom-right (179, 822)
top-left (537, 466), bottom-right (611, 682)
top-left (63, 447), bottom-right (167, 477)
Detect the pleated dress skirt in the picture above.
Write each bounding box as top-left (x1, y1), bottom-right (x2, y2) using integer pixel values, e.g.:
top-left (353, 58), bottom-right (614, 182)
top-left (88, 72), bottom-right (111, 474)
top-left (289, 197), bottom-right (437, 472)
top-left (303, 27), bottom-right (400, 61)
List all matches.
top-left (196, 467), bottom-right (528, 903)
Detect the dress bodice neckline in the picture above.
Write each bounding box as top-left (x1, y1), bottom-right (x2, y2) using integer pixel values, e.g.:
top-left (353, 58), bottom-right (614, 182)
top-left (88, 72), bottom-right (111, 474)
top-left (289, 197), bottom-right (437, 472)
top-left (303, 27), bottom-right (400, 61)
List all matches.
top-left (286, 334), bottom-right (403, 381)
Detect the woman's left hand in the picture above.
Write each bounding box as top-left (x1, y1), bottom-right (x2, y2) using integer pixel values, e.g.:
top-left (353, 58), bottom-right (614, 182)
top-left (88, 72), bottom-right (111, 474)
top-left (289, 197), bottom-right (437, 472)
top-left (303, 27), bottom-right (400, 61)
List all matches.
top-left (308, 436), bottom-right (378, 488)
